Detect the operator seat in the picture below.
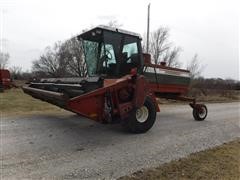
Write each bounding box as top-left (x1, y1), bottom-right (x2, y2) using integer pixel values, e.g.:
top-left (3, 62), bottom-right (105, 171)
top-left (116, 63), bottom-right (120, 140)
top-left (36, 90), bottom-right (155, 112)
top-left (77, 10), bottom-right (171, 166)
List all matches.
top-left (119, 52), bottom-right (128, 75)
top-left (119, 53), bottom-right (140, 75)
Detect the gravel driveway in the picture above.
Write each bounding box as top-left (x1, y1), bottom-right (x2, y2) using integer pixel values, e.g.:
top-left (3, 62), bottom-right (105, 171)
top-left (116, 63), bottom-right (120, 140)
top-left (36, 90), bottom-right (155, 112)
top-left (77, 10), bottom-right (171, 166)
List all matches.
top-left (1, 102), bottom-right (239, 179)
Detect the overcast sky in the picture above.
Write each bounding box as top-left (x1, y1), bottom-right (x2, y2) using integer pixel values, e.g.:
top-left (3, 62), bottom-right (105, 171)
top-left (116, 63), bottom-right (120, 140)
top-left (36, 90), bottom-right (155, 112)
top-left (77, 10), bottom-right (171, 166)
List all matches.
top-left (1, 0), bottom-right (239, 80)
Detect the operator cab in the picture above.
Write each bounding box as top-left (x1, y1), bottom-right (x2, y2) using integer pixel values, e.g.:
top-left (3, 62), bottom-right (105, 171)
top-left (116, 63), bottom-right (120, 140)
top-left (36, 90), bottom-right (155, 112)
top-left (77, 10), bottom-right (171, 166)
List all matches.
top-left (78, 25), bottom-right (143, 77)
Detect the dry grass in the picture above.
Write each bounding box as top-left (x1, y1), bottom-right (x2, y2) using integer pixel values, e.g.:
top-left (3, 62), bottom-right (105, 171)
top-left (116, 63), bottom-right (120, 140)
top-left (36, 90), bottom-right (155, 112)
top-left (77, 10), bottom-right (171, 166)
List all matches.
top-left (1, 87), bottom-right (239, 117)
top-left (119, 139), bottom-right (240, 180)
top-left (189, 88), bottom-right (240, 102)
top-left (0, 88), bottom-right (66, 117)
top-left (157, 89), bottom-right (240, 104)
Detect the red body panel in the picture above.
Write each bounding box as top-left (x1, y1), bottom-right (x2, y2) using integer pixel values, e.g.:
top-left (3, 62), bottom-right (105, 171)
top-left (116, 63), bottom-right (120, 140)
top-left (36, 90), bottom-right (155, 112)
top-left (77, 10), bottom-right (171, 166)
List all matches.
top-left (68, 91), bottom-right (105, 121)
top-left (67, 74), bottom-right (162, 122)
top-left (67, 75), bottom-right (134, 122)
top-left (133, 75), bottom-right (148, 108)
top-left (148, 83), bottom-right (189, 94)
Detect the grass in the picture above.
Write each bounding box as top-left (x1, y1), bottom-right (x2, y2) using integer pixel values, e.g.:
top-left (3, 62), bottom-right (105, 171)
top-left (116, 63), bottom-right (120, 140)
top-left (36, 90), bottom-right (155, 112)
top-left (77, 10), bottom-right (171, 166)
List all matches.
top-left (119, 139), bottom-right (240, 180)
top-left (0, 88), bottom-right (65, 117)
top-left (1, 87), bottom-right (239, 116)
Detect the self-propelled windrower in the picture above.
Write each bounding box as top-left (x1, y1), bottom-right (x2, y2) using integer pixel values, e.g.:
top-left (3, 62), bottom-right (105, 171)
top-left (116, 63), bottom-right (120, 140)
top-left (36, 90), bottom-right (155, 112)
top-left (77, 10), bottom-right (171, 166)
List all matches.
top-left (23, 26), bottom-right (207, 133)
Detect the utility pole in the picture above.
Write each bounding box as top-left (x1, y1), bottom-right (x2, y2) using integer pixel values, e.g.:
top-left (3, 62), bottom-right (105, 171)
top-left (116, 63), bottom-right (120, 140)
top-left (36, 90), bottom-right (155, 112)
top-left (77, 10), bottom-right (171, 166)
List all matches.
top-left (146, 3), bottom-right (150, 53)
top-left (0, 8), bottom-right (3, 53)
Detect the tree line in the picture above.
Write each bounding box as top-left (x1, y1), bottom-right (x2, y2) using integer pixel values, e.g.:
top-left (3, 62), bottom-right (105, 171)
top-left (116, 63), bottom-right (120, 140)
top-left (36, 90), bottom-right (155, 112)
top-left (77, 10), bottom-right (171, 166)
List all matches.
top-left (192, 77), bottom-right (240, 91)
top-left (1, 24), bottom-right (201, 79)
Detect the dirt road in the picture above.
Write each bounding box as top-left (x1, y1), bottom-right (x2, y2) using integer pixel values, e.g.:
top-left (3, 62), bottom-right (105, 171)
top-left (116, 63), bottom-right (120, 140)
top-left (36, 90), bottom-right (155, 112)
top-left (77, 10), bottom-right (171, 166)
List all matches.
top-left (1, 102), bottom-right (239, 179)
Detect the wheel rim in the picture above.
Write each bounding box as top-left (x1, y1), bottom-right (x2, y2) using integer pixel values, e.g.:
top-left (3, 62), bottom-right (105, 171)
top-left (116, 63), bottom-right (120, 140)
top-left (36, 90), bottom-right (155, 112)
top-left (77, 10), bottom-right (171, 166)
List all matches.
top-left (136, 106), bottom-right (149, 123)
top-left (198, 107), bottom-right (207, 119)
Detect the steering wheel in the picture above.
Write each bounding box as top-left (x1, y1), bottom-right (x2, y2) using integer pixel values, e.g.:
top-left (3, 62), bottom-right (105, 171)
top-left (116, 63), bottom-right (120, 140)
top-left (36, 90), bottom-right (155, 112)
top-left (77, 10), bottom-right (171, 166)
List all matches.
top-left (105, 49), bottom-right (112, 60)
top-left (126, 55), bottom-right (132, 62)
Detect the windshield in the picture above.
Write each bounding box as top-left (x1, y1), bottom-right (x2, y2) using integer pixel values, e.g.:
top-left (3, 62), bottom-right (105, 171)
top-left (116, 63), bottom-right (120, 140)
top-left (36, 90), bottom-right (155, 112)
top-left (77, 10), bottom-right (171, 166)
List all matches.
top-left (82, 40), bottom-right (98, 76)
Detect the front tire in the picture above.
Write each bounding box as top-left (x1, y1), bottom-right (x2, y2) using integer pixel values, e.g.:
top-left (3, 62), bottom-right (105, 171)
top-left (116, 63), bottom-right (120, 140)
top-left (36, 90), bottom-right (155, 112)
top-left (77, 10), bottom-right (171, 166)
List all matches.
top-left (122, 97), bottom-right (157, 133)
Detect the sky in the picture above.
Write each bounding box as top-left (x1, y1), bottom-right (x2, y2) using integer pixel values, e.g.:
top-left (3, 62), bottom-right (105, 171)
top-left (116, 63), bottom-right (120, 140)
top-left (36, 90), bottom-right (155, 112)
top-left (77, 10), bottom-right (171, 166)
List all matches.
top-left (0, 0), bottom-right (239, 80)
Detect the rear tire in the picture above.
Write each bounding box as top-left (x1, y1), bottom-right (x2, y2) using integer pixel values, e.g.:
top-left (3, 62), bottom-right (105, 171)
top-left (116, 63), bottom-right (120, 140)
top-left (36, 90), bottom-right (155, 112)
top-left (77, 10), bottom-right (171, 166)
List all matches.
top-left (122, 97), bottom-right (156, 133)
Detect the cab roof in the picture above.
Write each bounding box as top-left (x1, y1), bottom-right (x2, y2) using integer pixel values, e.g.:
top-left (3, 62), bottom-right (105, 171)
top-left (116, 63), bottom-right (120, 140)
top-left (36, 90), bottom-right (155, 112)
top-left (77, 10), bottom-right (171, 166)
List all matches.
top-left (78, 25), bottom-right (142, 41)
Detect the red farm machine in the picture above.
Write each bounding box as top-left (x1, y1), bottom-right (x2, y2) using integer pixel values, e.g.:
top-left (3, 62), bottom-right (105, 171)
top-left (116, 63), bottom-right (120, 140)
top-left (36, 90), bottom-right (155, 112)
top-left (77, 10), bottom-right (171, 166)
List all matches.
top-left (0, 69), bottom-right (11, 92)
top-left (23, 26), bottom-right (207, 133)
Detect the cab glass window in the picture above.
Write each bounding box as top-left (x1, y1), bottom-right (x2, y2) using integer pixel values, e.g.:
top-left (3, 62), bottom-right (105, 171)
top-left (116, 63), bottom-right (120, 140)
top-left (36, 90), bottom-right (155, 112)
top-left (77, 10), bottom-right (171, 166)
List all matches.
top-left (122, 42), bottom-right (138, 63)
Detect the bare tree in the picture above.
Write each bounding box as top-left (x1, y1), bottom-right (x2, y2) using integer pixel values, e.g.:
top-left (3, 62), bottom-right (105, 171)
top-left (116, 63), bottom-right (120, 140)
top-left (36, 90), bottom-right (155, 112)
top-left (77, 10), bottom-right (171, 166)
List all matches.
top-left (32, 42), bottom-right (68, 78)
top-left (107, 20), bottom-right (122, 28)
top-left (9, 66), bottom-right (22, 79)
top-left (149, 27), bottom-right (170, 64)
top-left (143, 27), bottom-right (181, 67)
top-left (61, 37), bottom-right (87, 77)
top-left (162, 47), bottom-right (182, 67)
top-left (32, 37), bottom-right (87, 78)
top-left (187, 54), bottom-right (205, 79)
top-left (0, 52), bottom-right (10, 69)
